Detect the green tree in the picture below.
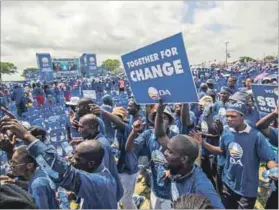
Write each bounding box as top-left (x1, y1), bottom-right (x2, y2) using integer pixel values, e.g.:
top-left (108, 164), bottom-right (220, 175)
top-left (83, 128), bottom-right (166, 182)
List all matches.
top-left (239, 56), bottom-right (256, 62)
top-left (21, 67), bottom-right (39, 77)
top-left (0, 62), bottom-right (17, 81)
top-left (101, 59), bottom-right (121, 72)
top-left (264, 55), bottom-right (275, 60)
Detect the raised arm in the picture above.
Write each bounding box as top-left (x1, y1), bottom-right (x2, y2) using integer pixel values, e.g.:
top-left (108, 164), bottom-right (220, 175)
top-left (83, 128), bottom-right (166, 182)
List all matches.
top-left (256, 105), bottom-right (278, 137)
top-left (90, 105), bottom-right (126, 132)
top-left (154, 100), bottom-right (170, 149)
top-left (181, 103), bottom-right (191, 127)
top-left (190, 130), bottom-right (224, 155)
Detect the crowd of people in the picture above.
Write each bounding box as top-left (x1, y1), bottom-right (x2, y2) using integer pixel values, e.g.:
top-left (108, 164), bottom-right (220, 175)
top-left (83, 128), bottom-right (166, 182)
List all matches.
top-left (0, 60), bottom-right (278, 209)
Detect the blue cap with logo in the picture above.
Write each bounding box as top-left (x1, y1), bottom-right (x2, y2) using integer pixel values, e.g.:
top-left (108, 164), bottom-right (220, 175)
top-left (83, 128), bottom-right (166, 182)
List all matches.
top-left (227, 102), bottom-right (247, 115)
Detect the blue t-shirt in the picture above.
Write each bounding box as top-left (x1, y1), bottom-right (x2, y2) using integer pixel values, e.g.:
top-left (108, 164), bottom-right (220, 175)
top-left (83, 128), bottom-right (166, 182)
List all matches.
top-left (220, 125), bottom-right (277, 197)
top-left (101, 104), bottom-right (114, 140)
top-left (171, 165), bottom-right (224, 209)
top-left (134, 128), bottom-right (177, 199)
top-left (170, 113), bottom-right (196, 135)
top-left (28, 169), bottom-right (59, 209)
top-left (94, 133), bottom-right (124, 201)
top-left (111, 124), bottom-right (138, 174)
top-left (27, 140), bottom-right (117, 209)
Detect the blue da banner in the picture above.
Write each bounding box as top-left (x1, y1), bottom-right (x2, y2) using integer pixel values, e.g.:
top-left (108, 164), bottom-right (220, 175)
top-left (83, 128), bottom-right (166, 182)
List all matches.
top-left (251, 84), bottom-right (278, 113)
top-left (81, 53), bottom-right (97, 77)
top-left (36, 53), bottom-right (54, 82)
top-left (121, 32), bottom-right (198, 104)
top-left (86, 54), bottom-right (97, 72)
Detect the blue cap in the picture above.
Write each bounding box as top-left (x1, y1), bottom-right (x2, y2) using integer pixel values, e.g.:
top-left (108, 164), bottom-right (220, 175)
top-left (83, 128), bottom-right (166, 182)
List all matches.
top-left (102, 94), bottom-right (113, 103)
top-left (227, 102), bottom-right (247, 115)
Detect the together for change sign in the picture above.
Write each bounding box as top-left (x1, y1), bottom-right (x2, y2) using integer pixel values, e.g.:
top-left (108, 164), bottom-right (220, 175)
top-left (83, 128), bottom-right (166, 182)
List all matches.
top-left (121, 33), bottom-right (198, 104)
top-left (251, 84), bottom-right (278, 113)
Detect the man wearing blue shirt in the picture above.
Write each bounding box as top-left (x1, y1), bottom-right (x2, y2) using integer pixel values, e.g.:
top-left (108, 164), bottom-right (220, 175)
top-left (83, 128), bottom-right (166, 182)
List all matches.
top-left (170, 103), bottom-right (195, 135)
top-left (91, 105), bottom-right (139, 209)
top-left (77, 114), bottom-right (124, 202)
top-left (164, 135), bottom-right (224, 209)
top-left (11, 85), bottom-right (27, 117)
top-left (100, 95), bottom-right (114, 144)
top-left (256, 105), bottom-right (278, 209)
top-left (0, 118), bottom-right (118, 209)
top-left (197, 102), bottom-right (278, 209)
top-left (8, 146), bottom-right (58, 209)
top-left (226, 76), bottom-right (238, 94)
top-left (126, 104), bottom-right (176, 209)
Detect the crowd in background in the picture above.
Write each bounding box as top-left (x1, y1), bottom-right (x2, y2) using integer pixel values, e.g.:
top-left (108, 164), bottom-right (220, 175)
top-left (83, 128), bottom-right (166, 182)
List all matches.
top-left (0, 60), bottom-right (278, 209)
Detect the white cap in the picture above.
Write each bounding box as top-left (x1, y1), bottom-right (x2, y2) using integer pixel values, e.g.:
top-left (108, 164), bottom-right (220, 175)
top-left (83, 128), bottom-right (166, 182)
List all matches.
top-left (66, 97), bottom-right (80, 106)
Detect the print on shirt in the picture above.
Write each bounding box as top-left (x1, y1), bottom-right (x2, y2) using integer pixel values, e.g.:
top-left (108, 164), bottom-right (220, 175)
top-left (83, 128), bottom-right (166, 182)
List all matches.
top-left (228, 142), bottom-right (243, 166)
top-left (151, 149), bottom-right (167, 187)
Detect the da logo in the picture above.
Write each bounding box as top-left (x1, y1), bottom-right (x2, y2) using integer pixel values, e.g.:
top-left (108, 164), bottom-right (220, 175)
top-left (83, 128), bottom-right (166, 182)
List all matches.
top-left (273, 87), bottom-right (278, 96)
top-left (89, 57), bottom-right (95, 63)
top-left (41, 57), bottom-right (49, 63)
top-left (148, 87), bottom-right (160, 100)
top-left (229, 142), bottom-right (243, 159)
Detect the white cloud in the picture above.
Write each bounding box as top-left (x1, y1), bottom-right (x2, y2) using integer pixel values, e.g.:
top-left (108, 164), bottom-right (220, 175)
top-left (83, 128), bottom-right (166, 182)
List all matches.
top-left (1, 1), bottom-right (278, 81)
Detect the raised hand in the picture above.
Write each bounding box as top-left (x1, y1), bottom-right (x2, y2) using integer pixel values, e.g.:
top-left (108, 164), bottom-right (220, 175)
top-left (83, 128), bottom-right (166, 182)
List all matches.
top-left (189, 130), bottom-right (203, 145)
top-left (133, 119), bottom-right (146, 133)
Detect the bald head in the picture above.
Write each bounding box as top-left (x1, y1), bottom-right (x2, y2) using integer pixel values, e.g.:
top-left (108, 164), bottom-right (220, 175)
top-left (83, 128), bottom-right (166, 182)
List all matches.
top-left (170, 135), bottom-right (199, 163)
top-left (80, 114), bottom-right (99, 128)
top-left (78, 114), bottom-right (99, 139)
top-left (76, 140), bottom-right (104, 166)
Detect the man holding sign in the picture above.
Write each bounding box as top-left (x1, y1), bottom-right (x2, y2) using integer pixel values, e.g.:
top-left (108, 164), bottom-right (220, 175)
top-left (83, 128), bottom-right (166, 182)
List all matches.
top-left (121, 32), bottom-right (198, 105)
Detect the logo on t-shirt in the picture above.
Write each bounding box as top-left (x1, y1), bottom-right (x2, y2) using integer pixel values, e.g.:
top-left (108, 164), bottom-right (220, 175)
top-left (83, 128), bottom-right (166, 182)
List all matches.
top-left (228, 142), bottom-right (243, 166)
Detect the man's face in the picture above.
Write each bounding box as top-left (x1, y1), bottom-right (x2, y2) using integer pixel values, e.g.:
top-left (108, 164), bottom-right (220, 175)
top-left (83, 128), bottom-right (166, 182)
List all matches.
top-left (227, 78), bottom-right (236, 88)
top-left (78, 118), bottom-right (95, 139)
top-left (164, 139), bottom-right (182, 175)
top-left (127, 101), bottom-right (137, 115)
top-left (226, 110), bottom-right (243, 128)
top-left (69, 147), bottom-right (88, 171)
top-left (162, 113), bottom-right (171, 130)
top-left (174, 104), bottom-right (181, 115)
top-left (220, 92), bottom-right (230, 102)
top-left (76, 102), bottom-right (90, 117)
top-left (10, 151), bottom-right (28, 177)
top-left (245, 79), bottom-right (252, 88)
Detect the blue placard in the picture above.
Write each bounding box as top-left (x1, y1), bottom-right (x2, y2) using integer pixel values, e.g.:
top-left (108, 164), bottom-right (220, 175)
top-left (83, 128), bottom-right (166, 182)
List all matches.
top-left (251, 84), bottom-right (278, 113)
top-left (121, 32), bottom-right (198, 104)
top-left (36, 53), bottom-right (54, 82)
top-left (86, 54), bottom-right (97, 72)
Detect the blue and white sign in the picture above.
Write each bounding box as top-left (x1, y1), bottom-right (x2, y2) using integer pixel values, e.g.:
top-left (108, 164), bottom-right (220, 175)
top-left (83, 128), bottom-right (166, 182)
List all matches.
top-left (36, 53), bottom-right (54, 82)
top-left (82, 90), bottom-right (96, 100)
top-left (251, 84), bottom-right (278, 113)
top-left (86, 54), bottom-right (97, 71)
top-left (121, 32), bottom-right (198, 104)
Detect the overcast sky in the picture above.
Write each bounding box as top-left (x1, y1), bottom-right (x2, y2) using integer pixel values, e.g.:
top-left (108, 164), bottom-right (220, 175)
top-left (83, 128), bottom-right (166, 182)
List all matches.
top-left (1, 1), bottom-right (278, 81)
